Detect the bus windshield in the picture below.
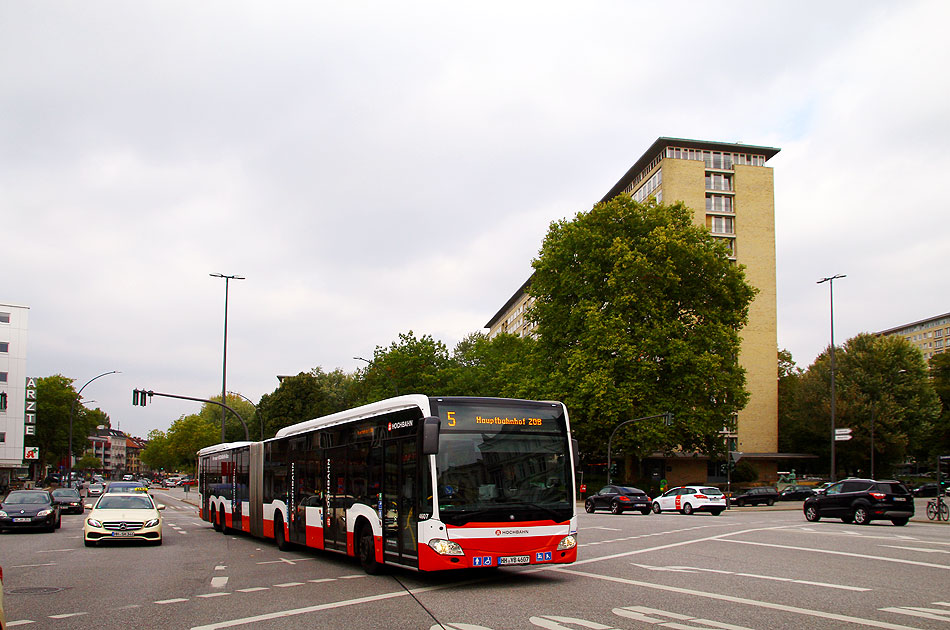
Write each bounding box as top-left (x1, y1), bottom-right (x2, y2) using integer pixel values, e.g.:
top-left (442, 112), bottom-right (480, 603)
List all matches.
top-left (431, 400), bottom-right (573, 525)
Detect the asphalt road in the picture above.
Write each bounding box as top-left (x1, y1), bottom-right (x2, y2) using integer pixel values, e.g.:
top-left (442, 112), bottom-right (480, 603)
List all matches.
top-left (2, 489), bottom-right (949, 629)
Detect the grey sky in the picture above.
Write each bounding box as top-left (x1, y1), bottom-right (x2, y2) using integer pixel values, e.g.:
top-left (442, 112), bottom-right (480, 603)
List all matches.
top-left (3, 1), bottom-right (948, 438)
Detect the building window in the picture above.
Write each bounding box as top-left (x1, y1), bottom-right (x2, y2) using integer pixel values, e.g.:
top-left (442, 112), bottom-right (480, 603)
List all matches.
top-left (706, 195), bottom-right (734, 213)
top-left (705, 173), bottom-right (733, 191)
top-left (0, 432), bottom-right (5, 443)
top-left (0, 392), bottom-right (6, 411)
top-left (0, 342), bottom-right (7, 353)
top-left (0, 312), bottom-right (9, 324)
top-left (0, 372), bottom-right (7, 383)
top-left (709, 216), bottom-right (735, 234)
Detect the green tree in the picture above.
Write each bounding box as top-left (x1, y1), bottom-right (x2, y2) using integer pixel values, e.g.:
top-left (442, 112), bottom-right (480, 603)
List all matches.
top-left (76, 454), bottom-right (104, 471)
top-left (529, 196), bottom-right (756, 463)
top-left (928, 352), bottom-right (950, 460)
top-left (444, 332), bottom-right (538, 398)
top-left (164, 413), bottom-right (219, 474)
top-left (258, 368), bottom-right (355, 437)
top-left (29, 375), bottom-right (104, 477)
top-left (355, 331), bottom-right (450, 403)
top-left (783, 334), bottom-right (939, 477)
top-left (140, 429), bottom-right (175, 472)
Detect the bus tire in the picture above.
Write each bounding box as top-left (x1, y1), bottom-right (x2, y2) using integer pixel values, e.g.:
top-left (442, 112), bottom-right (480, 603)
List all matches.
top-left (357, 522), bottom-right (382, 575)
top-left (274, 513), bottom-right (291, 551)
top-left (211, 506), bottom-right (222, 532)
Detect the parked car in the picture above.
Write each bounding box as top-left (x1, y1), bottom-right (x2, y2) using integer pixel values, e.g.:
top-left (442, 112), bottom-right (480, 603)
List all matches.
top-left (585, 486), bottom-right (652, 515)
top-left (803, 479), bottom-right (913, 526)
top-left (84, 492), bottom-right (165, 546)
top-left (51, 488), bottom-right (84, 514)
top-left (731, 487), bottom-right (779, 506)
top-left (812, 482), bottom-right (835, 495)
top-left (87, 483), bottom-right (105, 497)
top-left (779, 485), bottom-right (816, 501)
top-left (0, 489), bottom-right (61, 532)
top-left (912, 482), bottom-right (947, 497)
top-left (652, 486), bottom-right (726, 515)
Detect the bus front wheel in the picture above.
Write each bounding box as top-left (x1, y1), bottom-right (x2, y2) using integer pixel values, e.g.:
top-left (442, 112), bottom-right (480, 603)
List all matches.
top-left (274, 514), bottom-right (291, 551)
top-left (358, 524), bottom-right (382, 575)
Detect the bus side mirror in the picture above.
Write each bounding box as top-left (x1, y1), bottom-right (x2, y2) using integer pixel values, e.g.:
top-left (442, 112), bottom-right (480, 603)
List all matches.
top-left (422, 416), bottom-right (441, 455)
top-left (572, 438), bottom-right (580, 470)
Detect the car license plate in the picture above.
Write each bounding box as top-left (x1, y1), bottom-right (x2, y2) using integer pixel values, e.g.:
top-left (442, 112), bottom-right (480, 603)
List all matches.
top-left (111, 531), bottom-right (136, 537)
top-left (497, 555), bottom-right (530, 566)
top-left (894, 497), bottom-right (907, 501)
top-left (13, 517), bottom-right (31, 523)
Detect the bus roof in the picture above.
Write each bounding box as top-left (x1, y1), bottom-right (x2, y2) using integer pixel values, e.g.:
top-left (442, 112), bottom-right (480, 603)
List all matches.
top-left (274, 394), bottom-right (432, 440)
top-left (197, 441), bottom-right (255, 456)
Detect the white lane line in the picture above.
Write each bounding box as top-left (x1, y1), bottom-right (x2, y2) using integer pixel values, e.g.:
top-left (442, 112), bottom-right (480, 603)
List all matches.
top-left (881, 545), bottom-right (950, 554)
top-left (215, 565), bottom-right (227, 570)
top-left (274, 582), bottom-right (304, 588)
top-left (308, 578), bottom-right (335, 584)
top-left (37, 548), bottom-right (75, 553)
top-left (48, 612), bottom-right (89, 619)
top-left (340, 575), bottom-right (366, 579)
top-left (632, 563), bottom-right (870, 591)
top-left (557, 568), bottom-right (923, 630)
top-left (197, 592), bottom-right (230, 599)
top-left (211, 576), bottom-right (229, 588)
top-left (719, 539), bottom-right (950, 570)
top-left (9, 563), bottom-right (56, 569)
top-left (6, 620), bottom-right (37, 626)
top-left (236, 587), bottom-right (269, 593)
top-left (880, 606), bottom-right (950, 622)
top-left (155, 598), bottom-right (189, 605)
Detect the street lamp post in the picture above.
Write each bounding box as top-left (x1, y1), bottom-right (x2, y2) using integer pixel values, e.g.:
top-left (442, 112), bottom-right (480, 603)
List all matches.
top-left (68, 370), bottom-right (119, 486)
top-left (818, 274), bottom-right (846, 482)
top-left (210, 273), bottom-right (245, 443)
top-left (228, 390), bottom-right (262, 440)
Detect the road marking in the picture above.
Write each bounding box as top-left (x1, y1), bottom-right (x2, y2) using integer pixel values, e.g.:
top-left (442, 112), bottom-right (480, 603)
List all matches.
top-left (631, 564), bottom-right (870, 591)
top-left (37, 548), bottom-right (74, 553)
top-left (613, 606), bottom-right (754, 629)
top-left (8, 563), bottom-right (56, 569)
top-left (719, 539), bottom-right (950, 570)
top-left (880, 604), bottom-right (950, 622)
top-left (256, 557), bottom-right (315, 565)
top-left (881, 545), bottom-right (950, 554)
top-left (211, 576), bottom-right (229, 588)
top-left (215, 565), bottom-right (227, 570)
top-left (48, 612), bottom-right (88, 619)
top-left (197, 592), bottom-right (230, 598)
top-left (308, 578), bottom-right (335, 584)
top-left (6, 620), bottom-right (37, 626)
top-left (155, 598), bottom-right (189, 604)
top-left (275, 582), bottom-right (305, 588)
top-left (556, 568), bottom-right (923, 630)
top-left (341, 574), bottom-right (366, 579)
top-left (236, 587), bottom-right (269, 593)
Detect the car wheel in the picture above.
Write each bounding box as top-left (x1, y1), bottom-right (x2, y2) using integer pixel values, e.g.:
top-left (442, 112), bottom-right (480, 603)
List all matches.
top-left (767, 498), bottom-right (775, 506)
top-left (853, 506), bottom-right (870, 525)
top-left (737, 499), bottom-right (745, 507)
top-left (274, 514), bottom-right (291, 551)
top-left (711, 509), bottom-right (723, 516)
top-left (585, 499), bottom-right (596, 514)
top-left (358, 524), bottom-right (382, 574)
top-left (804, 505), bottom-right (820, 522)
top-left (640, 508), bottom-right (651, 515)
top-left (610, 501), bottom-right (623, 515)
top-left (652, 502), bottom-right (661, 514)
top-left (891, 517), bottom-right (909, 526)
top-left (682, 503), bottom-right (694, 515)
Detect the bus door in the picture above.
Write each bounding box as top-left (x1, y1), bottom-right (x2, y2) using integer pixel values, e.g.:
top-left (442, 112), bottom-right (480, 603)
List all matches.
top-left (383, 437), bottom-right (418, 564)
top-left (324, 446), bottom-right (347, 551)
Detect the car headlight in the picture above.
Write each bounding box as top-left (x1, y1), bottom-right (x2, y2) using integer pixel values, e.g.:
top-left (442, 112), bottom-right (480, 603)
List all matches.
top-left (87, 518), bottom-right (102, 528)
top-left (427, 538), bottom-right (465, 556)
top-left (144, 518), bottom-right (160, 528)
top-left (557, 535), bottom-right (577, 550)
top-left (0, 510), bottom-right (7, 518)
top-left (37, 509), bottom-right (53, 517)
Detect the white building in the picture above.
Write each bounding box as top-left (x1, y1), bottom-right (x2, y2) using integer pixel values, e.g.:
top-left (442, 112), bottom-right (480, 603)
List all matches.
top-left (1, 303), bottom-right (30, 486)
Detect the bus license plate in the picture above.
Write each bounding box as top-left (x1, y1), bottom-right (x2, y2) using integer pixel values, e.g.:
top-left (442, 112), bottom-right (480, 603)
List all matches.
top-left (111, 531), bottom-right (135, 537)
top-left (498, 555), bottom-right (530, 566)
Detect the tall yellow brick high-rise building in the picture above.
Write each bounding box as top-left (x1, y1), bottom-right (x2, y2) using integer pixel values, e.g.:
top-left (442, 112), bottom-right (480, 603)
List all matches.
top-left (487, 137), bottom-right (782, 483)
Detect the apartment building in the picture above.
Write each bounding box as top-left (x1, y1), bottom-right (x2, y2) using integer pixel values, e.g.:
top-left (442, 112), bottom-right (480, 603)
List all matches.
top-left (877, 312), bottom-right (950, 361)
top-left (486, 137), bottom-right (782, 483)
top-left (0, 303), bottom-right (30, 487)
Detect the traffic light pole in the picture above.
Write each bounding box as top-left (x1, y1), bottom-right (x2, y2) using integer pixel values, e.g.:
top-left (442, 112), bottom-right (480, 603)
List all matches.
top-left (132, 389), bottom-right (249, 442)
top-left (607, 412), bottom-right (672, 485)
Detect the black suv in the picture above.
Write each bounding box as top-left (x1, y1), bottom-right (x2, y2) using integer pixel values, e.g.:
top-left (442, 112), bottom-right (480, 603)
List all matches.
top-left (803, 479), bottom-right (913, 526)
top-left (730, 487), bottom-right (778, 506)
top-left (585, 486), bottom-right (652, 515)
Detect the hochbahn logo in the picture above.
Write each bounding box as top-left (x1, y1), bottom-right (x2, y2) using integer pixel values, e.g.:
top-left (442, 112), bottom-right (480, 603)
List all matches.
top-left (388, 420), bottom-right (413, 431)
top-left (495, 529), bottom-right (529, 536)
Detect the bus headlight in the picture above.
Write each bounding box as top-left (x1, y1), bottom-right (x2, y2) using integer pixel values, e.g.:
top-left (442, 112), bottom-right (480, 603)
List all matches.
top-left (428, 538), bottom-right (465, 556)
top-left (557, 535), bottom-right (577, 550)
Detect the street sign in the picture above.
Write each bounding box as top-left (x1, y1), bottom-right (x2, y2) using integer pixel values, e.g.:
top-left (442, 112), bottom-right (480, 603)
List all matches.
top-left (730, 451), bottom-right (743, 463)
top-left (835, 428), bottom-right (852, 435)
top-left (835, 434), bottom-right (853, 441)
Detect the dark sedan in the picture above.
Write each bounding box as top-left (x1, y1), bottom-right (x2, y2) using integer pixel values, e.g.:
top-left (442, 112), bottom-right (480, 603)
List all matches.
top-left (585, 485), bottom-right (652, 515)
top-left (0, 490), bottom-right (61, 533)
top-left (51, 488), bottom-right (84, 514)
top-left (779, 485), bottom-right (816, 501)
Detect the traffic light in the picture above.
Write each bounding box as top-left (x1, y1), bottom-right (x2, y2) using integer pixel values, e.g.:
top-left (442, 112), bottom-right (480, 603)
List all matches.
top-left (132, 389), bottom-right (151, 406)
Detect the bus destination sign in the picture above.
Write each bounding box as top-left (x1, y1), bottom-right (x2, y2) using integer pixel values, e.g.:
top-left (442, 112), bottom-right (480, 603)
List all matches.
top-left (439, 404), bottom-right (562, 433)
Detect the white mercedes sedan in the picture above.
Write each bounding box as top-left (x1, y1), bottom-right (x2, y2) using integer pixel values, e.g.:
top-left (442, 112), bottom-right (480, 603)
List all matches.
top-left (84, 492), bottom-right (164, 547)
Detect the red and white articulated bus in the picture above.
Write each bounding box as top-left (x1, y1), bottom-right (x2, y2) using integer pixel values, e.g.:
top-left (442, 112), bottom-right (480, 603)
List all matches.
top-left (197, 395), bottom-right (579, 573)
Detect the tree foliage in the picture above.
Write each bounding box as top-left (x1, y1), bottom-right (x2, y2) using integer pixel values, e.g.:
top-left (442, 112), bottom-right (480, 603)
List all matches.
top-left (779, 333), bottom-right (939, 477)
top-left (928, 352), bottom-right (950, 460)
top-left (258, 369), bottom-right (356, 438)
top-left (29, 375), bottom-right (106, 476)
top-left (528, 196), bottom-right (756, 460)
